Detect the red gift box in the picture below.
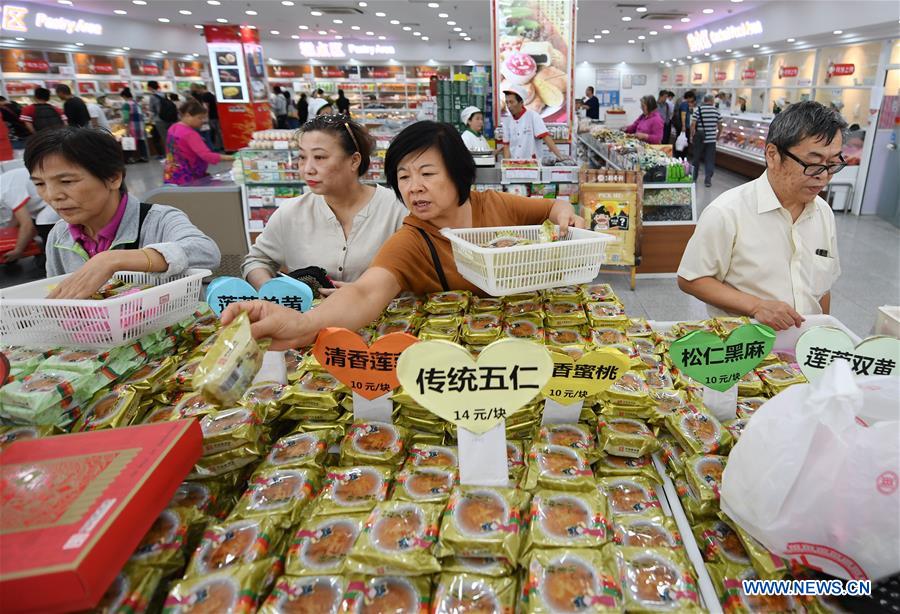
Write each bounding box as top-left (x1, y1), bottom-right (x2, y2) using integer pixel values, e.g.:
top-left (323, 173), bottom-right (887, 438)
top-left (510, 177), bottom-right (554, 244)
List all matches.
top-left (0, 420), bottom-right (202, 613)
top-left (0, 226), bottom-right (42, 261)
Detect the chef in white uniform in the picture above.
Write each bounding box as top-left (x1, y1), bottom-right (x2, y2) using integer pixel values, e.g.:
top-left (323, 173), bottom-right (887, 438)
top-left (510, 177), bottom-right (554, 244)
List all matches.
top-left (498, 85), bottom-right (564, 161)
top-left (460, 106), bottom-right (491, 152)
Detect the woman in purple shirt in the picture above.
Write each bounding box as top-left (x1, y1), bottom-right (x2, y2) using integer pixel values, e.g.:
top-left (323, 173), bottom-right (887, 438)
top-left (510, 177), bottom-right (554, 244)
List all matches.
top-left (624, 95), bottom-right (665, 145)
top-left (164, 99), bottom-right (234, 185)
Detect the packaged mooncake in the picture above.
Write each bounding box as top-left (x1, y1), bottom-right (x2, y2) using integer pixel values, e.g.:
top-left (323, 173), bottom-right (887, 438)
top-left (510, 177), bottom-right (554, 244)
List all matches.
top-left (735, 397), bottom-right (767, 419)
top-left (583, 283), bottom-right (617, 303)
top-left (345, 501), bottom-right (442, 575)
top-left (612, 515), bottom-right (682, 549)
top-left (433, 573), bottom-right (517, 614)
top-left (706, 564), bottom-right (800, 614)
top-left (684, 454), bottom-right (728, 503)
top-left (90, 562), bottom-right (163, 614)
top-left (74, 386), bottom-right (140, 431)
top-left (757, 363), bottom-right (806, 394)
top-left (238, 381), bottom-right (294, 423)
top-left (591, 327), bottom-right (628, 346)
top-left (692, 519), bottom-right (752, 567)
top-left (534, 423), bottom-right (596, 457)
top-left (340, 575), bottom-right (432, 614)
top-left (436, 486), bottom-right (530, 563)
top-left (259, 429), bottom-right (337, 472)
top-left (544, 300), bottom-right (588, 328)
top-left (461, 313), bottom-right (503, 345)
top-left (597, 476), bottom-right (663, 518)
top-left (392, 467), bottom-right (458, 503)
top-left (524, 489), bottom-right (610, 552)
top-left (601, 371), bottom-right (652, 411)
top-left (470, 296), bottom-right (504, 312)
top-left (0, 424), bottom-right (59, 449)
top-left (405, 444), bottom-right (458, 469)
top-left (230, 467), bottom-right (321, 526)
top-left (199, 407), bottom-right (263, 456)
top-left (723, 418), bottom-right (749, 442)
top-left (597, 417), bottom-right (659, 458)
top-left (587, 301), bottom-right (628, 327)
top-left (523, 444), bottom-right (595, 492)
top-left (673, 476), bottom-right (716, 524)
top-left (718, 513), bottom-right (789, 579)
top-left (594, 453), bottom-right (661, 484)
top-left (258, 575), bottom-right (347, 614)
top-left (193, 312), bottom-right (270, 406)
top-left (418, 316), bottom-right (461, 343)
top-left (657, 434), bottom-right (687, 477)
top-left (163, 558), bottom-right (281, 614)
top-left (285, 514), bottom-right (366, 576)
top-left (184, 516), bottom-right (283, 577)
top-left (665, 406), bottom-right (732, 455)
top-left (313, 465), bottom-right (393, 516)
top-left (737, 370), bottom-right (764, 397)
top-left (604, 545), bottom-right (704, 613)
top-left (129, 506), bottom-right (206, 575)
top-left (503, 314), bottom-right (545, 341)
top-left (386, 294), bottom-right (423, 315)
top-left (545, 327), bottom-right (590, 347)
top-left (523, 548), bottom-right (624, 613)
top-left (439, 556), bottom-right (516, 578)
top-left (169, 479), bottom-right (231, 519)
top-left (340, 421), bottom-right (407, 467)
top-left (425, 290), bottom-right (471, 315)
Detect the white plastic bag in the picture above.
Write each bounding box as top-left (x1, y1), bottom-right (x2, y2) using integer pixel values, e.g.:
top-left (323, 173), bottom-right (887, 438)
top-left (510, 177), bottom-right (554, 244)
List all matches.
top-left (721, 360), bottom-right (900, 581)
top-left (675, 131), bottom-right (688, 152)
top-left (120, 136), bottom-right (136, 151)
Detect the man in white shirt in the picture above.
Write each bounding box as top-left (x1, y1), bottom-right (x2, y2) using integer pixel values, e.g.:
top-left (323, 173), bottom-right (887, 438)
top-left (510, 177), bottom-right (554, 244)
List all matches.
top-left (307, 88), bottom-right (329, 118)
top-left (0, 167), bottom-right (58, 266)
top-left (87, 101), bottom-right (110, 131)
top-left (499, 85), bottom-right (564, 161)
top-left (677, 101), bottom-right (846, 331)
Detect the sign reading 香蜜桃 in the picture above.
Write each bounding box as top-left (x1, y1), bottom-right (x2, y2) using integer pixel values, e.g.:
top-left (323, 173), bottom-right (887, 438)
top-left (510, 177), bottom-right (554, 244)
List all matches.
top-left (687, 20), bottom-right (763, 53)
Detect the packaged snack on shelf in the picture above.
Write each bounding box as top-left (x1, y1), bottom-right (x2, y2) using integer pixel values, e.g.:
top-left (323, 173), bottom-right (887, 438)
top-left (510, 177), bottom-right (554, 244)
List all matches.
top-left (523, 444), bottom-right (595, 492)
top-left (592, 326), bottom-right (628, 346)
top-left (285, 514), bottom-right (365, 576)
top-left (674, 476), bottom-right (718, 523)
top-left (524, 489), bottom-right (610, 553)
top-left (523, 548), bottom-right (624, 613)
top-left (424, 290), bottom-right (471, 315)
top-left (534, 423), bottom-right (596, 456)
top-left (737, 370), bottom-right (765, 397)
top-left (0, 424), bottom-right (59, 448)
top-left (723, 418), bottom-right (749, 442)
top-left (313, 465), bottom-right (393, 516)
top-left (597, 476), bottom-right (663, 518)
top-left (692, 519), bottom-right (753, 567)
top-left (440, 555), bottom-right (516, 577)
top-left (405, 444), bottom-right (458, 469)
top-left (504, 314), bottom-right (545, 341)
top-left (612, 514), bottom-right (682, 549)
top-left (340, 421), bottom-right (408, 467)
top-left (546, 284), bottom-right (585, 303)
top-left (648, 389), bottom-right (690, 425)
top-left (238, 381), bottom-right (293, 423)
top-left (604, 545), bottom-right (704, 612)
top-left (392, 466), bottom-right (458, 503)
top-left (706, 563), bottom-right (801, 613)
top-left (587, 301), bottom-right (629, 328)
top-left (718, 513), bottom-right (790, 579)
top-left (545, 300), bottom-right (588, 328)
top-left (199, 407), bottom-right (263, 456)
top-left (129, 506), bottom-right (206, 576)
top-left (258, 575), bottom-right (347, 614)
top-left (583, 283), bottom-right (618, 303)
top-left (419, 315), bottom-right (462, 342)
top-left (193, 312), bottom-right (270, 406)
top-left (91, 562), bottom-right (163, 614)
top-left (184, 516), bottom-right (284, 578)
top-left (735, 396), bottom-right (766, 419)
top-left (657, 433), bottom-right (688, 477)
top-left (188, 442), bottom-right (264, 479)
top-left (376, 315), bottom-right (419, 338)
top-left (436, 486), bottom-right (529, 563)
top-left (665, 405), bottom-right (732, 455)
top-left (169, 480), bottom-right (231, 518)
top-left (162, 558), bottom-right (281, 614)
top-left (345, 501), bottom-right (442, 575)
top-left (757, 363), bottom-right (806, 394)
top-left (259, 429), bottom-right (337, 472)
top-left (597, 417), bottom-right (659, 458)
top-left (432, 572), bottom-right (518, 614)
top-left (545, 326), bottom-right (590, 347)
top-left (595, 453), bottom-right (661, 484)
top-left (73, 386), bottom-right (141, 431)
top-left (461, 312), bottom-right (503, 344)
top-left (340, 575), bottom-right (432, 614)
top-left (230, 467), bottom-right (321, 527)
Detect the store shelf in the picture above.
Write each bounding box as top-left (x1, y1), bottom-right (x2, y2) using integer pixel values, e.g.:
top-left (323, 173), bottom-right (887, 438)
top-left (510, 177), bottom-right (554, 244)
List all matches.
top-left (643, 182), bottom-right (696, 189)
top-left (577, 134), bottom-right (625, 170)
top-left (717, 142), bottom-right (766, 164)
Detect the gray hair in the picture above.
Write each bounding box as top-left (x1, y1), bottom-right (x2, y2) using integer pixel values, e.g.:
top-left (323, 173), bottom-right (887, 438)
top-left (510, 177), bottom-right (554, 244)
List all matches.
top-left (703, 94), bottom-right (715, 103)
top-left (766, 100), bottom-right (848, 151)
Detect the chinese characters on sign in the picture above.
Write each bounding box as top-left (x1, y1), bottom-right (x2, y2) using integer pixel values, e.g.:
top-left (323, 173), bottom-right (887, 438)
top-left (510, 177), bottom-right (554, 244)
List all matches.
top-left (323, 346), bottom-right (401, 394)
top-left (680, 341), bottom-right (767, 366)
top-left (686, 20), bottom-right (763, 53)
top-left (802, 346), bottom-right (896, 376)
top-left (212, 294), bottom-right (306, 312)
top-left (415, 365), bottom-right (540, 396)
top-left (669, 324), bottom-right (776, 393)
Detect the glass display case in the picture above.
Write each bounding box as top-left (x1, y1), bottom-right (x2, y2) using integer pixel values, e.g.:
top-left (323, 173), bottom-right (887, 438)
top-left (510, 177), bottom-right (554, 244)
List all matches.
top-left (642, 184), bottom-right (697, 224)
top-left (716, 114), bottom-right (771, 163)
top-left (236, 148), bottom-right (305, 233)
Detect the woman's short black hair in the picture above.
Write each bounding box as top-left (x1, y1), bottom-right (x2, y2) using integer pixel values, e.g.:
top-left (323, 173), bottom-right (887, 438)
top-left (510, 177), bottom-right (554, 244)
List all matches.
top-left (24, 127), bottom-right (126, 194)
top-left (385, 121), bottom-right (475, 207)
top-left (299, 113), bottom-right (374, 177)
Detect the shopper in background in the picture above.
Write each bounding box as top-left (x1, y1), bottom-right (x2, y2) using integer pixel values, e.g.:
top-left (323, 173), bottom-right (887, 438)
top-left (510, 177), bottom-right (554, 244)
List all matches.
top-left (678, 101), bottom-right (846, 330)
top-left (691, 94), bottom-right (722, 187)
top-left (308, 88), bottom-right (329, 117)
top-left (657, 90), bottom-right (672, 144)
top-left (737, 96), bottom-right (748, 113)
top-left (297, 93), bottom-right (309, 124)
top-left (499, 85), bottom-right (565, 161)
top-left (242, 113), bottom-right (406, 290)
top-left (148, 80), bottom-right (177, 157)
top-left (672, 90), bottom-right (696, 158)
top-left (25, 127), bottom-right (220, 298)
top-left (336, 89), bottom-right (351, 116)
top-left (222, 121), bottom-right (584, 348)
top-left (316, 103), bottom-right (335, 117)
top-left (87, 98), bottom-right (111, 132)
top-left (20, 87), bottom-right (66, 135)
top-left (0, 96), bottom-right (29, 146)
top-left (190, 84), bottom-right (214, 149)
top-left (196, 84), bottom-right (222, 151)
top-left (460, 106), bottom-right (490, 151)
top-left (163, 99), bottom-right (234, 186)
top-left (284, 89), bottom-right (300, 129)
top-left (271, 85), bottom-right (288, 129)
top-left (0, 167), bottom-right (59, 269)
top-left (119, 88), bottom-right (149, 164)
top-left (54, 85), bottom-right (90, 129)
top-left (168, 93), bottom-right (179, 102)
top-left (624, 95), bottom-right (664, 144)
top-left (579, 86), bottom-right (600, 120)
top-left (0, 118), bottom-right (12, 161)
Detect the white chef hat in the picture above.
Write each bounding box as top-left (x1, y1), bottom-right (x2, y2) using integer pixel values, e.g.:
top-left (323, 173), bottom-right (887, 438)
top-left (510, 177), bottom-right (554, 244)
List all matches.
top-left (460, 106), bottom-right (482, 125)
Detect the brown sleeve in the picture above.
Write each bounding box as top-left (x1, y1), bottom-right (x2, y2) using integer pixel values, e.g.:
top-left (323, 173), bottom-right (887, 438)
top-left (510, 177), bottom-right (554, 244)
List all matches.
top-left (493, 191), bottom-right (555, 226)
top-left (369, 226), bottom-right (431, 293)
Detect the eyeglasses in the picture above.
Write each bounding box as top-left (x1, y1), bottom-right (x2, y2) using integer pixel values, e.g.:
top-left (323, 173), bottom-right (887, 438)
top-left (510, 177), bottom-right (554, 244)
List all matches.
top-left (301, 113), bottom-right (359, 153)
top-left (781, 149), bottom-right (847, 177)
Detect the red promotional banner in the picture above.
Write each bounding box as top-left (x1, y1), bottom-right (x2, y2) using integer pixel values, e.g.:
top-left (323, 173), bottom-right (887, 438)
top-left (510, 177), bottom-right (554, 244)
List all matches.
top-left (4, 81), bottom-right (44, 96)
top-left (174, 61), bottom-right (204, 78)
top-left (741, 69), bottom-right (757, 80)
top-left (675, 73), bottom-right (685, 84)
top-left (77, 81), bottom-right (99, 95)
top-left (715, 71), bottom-right (727, 81)
top-left (74, 53), bottom-right (119, 75)
top-left (692, 72), bottom-right (703, 82)
top-left (129, 58), bottom-right (168, 76)
top-left (360, 65), bottom-right (403, 79)
top-left (661, 72), bottom-right (669, 84)
top-left (107, 80), bottom-right (130, 93)
top-left (406, 65), bottom-right (450, 79)
top-left (1, 50), bottom-right (49, 74)
top-left (314, 65), bottom-right (352, 78)
top-left (778, 65), bottom-right (799, 78)
top-left (267, 64), bottom-right (311, 79)
top-left (828, 63), bottom-right (855, 77)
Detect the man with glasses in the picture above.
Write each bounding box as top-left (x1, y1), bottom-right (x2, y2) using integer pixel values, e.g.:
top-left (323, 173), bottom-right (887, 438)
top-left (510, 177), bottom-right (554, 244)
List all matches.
top-left (677, 101), bottom-right (846, 330)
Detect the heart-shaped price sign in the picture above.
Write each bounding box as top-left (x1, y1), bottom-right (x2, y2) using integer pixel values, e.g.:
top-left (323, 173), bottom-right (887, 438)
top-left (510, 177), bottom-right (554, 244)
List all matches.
top-left (0, 351), bottom-right (9, 387)
top-left (205, 276), bottom-right (314, 316)
top-left (670, 323), bottom-right (776, 392)
top-left (313, 328), bottom-right (419, 400)
top-left (796, 327), bottom-right (900, 383)
top-left (543, 348), bottom-right (633, 405)
top-left (396, 338), bottom-right (553, 434)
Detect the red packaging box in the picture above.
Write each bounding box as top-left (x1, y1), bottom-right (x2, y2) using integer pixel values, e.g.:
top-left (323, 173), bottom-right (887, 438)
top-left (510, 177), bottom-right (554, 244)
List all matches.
top-left (0, 420), bottom-right (202, 613)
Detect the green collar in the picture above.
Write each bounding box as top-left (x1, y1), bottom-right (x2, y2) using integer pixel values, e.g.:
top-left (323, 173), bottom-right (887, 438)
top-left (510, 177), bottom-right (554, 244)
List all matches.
top-left (464, 128), bottom-right (483, 137)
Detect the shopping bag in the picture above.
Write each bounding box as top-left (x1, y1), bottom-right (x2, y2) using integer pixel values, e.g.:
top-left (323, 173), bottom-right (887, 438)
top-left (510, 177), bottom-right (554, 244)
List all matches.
top-left (721, 360), bottom-right (900, 581)
top-left (674, 131), bottom-right (688, 152)
top-left (120, 136), bottom-right (137, 151)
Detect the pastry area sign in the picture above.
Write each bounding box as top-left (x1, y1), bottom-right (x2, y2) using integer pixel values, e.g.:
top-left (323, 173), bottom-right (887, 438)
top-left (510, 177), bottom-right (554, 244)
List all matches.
top-left (493, 0), bottom-right (575, 132)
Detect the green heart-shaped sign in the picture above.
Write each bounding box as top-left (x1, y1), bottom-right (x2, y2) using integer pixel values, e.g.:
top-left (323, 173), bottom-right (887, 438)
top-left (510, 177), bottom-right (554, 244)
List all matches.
top-left (796, 326), bottom-right (900, 383)
top-left (670, 323), bottom-right (776, 392)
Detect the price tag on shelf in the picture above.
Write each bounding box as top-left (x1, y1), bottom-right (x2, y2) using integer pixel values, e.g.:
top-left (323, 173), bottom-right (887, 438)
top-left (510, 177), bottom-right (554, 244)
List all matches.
top-left (541, 348), bottom-right (631, 424)
top-left (670, 324), bottom-right (775, 418)
top-left (313, 328), bottom-right (419, 421)
top-left (796, 327), bottom-right (899, 383)
top-left (205, 276), bottom-right (313, 316)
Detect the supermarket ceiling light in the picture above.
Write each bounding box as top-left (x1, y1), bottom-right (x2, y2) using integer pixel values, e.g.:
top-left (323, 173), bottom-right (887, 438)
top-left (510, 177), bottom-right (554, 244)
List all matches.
top-left (621, 16), bottom-right (631, 22)
top-left (638, 35), bottom-right (645, 40)
top-left (298, 25), bottom-right (308, 29)
top-left (245, 10), bottom-right (257, 15)
top-left (438, 12), bottom-right (448, 18)
top-left (365, 30), bottom-right (374, 35)
top-left (680, 17), bottom-right (690, 23)
top-left (157, 17), bottom-right (169, 22)
top-left (132, 0), bottom-right (146, 3)
top-left (57, 0), bottom-right (72, 4)
top-left (333, 18), bottom-right (342, 23)
top-left (413, 30), bottom-right (420, 35)
top-left (446, 20), bottom-right (456, 25)
top-left (649, 30), bottom-right (657, 35)
top-left (452, 26), bottom-right (461, 31)
top-left (636, 6), bottom-right (647, 12)
top-left (357, 1), bottom-right (366, 6)
top-left (389, 19), bottom-right (399, 24)
top-left (787, 38), bottom-right (795, 42)
top-left (428, 2), bottom-right (440, 7)
top-left (317, 29), bottom-right (326, 34)
top-left (114, 9), bottom-right (127, 15)
top-left (600, 29), bottom-right (609, 34)
top-left (123, 46), bottom-right (130, 49)
top-left (311, 10), bottom-right (322, 16)
top-left (403, 26), bottom-right (412, 31)
top-left (283, 0), bottom-right (295, 5)
top-left (627, 39), bottom-right (635, 43)
top-left (663, 25), bottom-right (672, 30)
top-left (351, 25), bottom-right (360, 30)
top-left (216, 18), bottom-right (227, 23)
top-left (702, 8), bottom-right (714, 14)
top-left (375, 12), bottom-right (385, 17)
top-left (687, 19), bottom-right (763, 52)
top-left (179, 9), bottom-right (192, 15)
top-left (271, 29), bottom-right (280, 34)
top-left (193, 24), bottom-right (202, 28)
top-left (832, 30), bottom-right (842, 34)
top-left (421, 36), bottom-right (429, 40)
top-left (291, 34), bottom-right (299, 39)
top-left (207, 0), bottom-right (220, 4)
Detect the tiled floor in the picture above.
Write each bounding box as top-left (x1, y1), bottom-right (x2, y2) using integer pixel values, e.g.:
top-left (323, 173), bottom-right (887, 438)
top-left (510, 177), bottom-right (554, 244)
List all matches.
top-left (3, 160), bottom-right (897, 337)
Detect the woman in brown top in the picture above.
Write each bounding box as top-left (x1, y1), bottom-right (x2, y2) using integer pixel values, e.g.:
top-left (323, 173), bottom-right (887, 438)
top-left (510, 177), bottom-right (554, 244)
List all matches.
top-left (222, 120), bottom-right (585, 348)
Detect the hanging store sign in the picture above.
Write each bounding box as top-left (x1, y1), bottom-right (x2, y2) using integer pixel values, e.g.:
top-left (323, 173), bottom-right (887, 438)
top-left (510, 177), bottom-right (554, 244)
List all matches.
top-left (298, 41), bottom-right (396, 59)
top-left (741, 69), bottom-right (757, 80)
top-left (675, 73), bottom-right (685, 84)
top-left (1, 5), bottom-right (102, 36)
top-left (1, 49), bottom-right (49, 74)
top-left (267, 64), bottom-right (311, 79)
top-left (686, 20), bottom-right (763, 53)
top-left (778, 65), bottom-right (799, 78)
top-left (715, 71), bottom-right (727, 82)
top-left (827, 62), bottom-right (855, 78)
